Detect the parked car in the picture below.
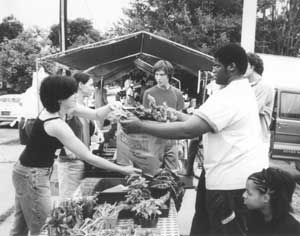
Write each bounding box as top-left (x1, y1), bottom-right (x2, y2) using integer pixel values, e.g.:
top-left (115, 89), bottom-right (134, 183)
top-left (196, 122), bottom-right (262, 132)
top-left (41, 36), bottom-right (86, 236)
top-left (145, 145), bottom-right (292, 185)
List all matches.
top-left (270, 86), bottom-right (300, 172)
top-left (0, 94), bottom-right (22, 127)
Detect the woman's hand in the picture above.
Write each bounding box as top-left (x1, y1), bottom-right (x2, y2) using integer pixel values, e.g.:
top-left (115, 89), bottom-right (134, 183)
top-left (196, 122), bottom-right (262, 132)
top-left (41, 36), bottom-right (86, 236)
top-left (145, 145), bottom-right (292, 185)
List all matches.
top-left (121, 165), bottom-right (142, 175)
top-left (120, 116), bottom-right (143, 134)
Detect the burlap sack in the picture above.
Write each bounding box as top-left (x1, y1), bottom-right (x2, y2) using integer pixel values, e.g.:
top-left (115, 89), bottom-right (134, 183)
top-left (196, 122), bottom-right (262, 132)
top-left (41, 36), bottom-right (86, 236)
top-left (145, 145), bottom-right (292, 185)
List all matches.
top-left (116, 124), bottom-right (167, 175)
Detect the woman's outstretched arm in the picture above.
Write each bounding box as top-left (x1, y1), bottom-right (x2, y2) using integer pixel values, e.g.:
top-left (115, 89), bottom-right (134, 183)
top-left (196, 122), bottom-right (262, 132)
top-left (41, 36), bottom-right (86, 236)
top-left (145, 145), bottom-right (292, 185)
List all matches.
top-left (45, 118), bottom-right (140, 175)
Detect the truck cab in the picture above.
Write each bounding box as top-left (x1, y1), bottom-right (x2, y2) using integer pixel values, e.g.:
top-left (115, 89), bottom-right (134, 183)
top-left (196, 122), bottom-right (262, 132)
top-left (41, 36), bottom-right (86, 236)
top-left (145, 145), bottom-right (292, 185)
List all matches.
top-left (270, 86), bottom-right (300, 174)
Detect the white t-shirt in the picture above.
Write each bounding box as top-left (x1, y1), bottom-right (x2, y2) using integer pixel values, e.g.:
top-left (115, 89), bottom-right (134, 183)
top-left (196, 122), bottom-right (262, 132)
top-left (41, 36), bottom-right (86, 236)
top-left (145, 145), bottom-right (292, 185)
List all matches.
top-left (195, 79), bottom-right (268, 190)
top-left (251, 79), bottom-right (275, 142)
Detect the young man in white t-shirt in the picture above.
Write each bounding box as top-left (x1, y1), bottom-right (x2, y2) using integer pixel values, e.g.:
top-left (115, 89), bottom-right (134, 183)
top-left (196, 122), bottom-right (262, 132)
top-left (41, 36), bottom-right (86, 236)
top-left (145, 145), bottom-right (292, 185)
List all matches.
top-left (121, 44), bottom-right (268, 235)
top-left (245, 52), bottom-right (275, 164)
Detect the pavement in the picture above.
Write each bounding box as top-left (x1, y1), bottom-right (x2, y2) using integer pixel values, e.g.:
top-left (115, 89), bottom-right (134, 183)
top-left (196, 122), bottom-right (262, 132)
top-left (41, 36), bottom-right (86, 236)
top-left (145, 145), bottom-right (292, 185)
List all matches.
top-left (0, 127), bottom-right (23, 234)
top-left (0, 142), bottom-right (23, 216)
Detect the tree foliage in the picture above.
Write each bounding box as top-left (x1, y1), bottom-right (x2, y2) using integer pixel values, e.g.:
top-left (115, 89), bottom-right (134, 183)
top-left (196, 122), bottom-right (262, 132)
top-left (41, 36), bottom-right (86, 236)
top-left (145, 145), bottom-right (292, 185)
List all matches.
top-left (0, 15), bottom-right (24, 42)
top-left (110, 0), bottom-right (243, 54)
top-left (48, 18), bottom-right (103, 50)
top-left (256, 0), bottom-right (300, 56)
top-left (0, 28), bottom-right (51, 93)
top-left (111, 0), bottom-right (299, 57)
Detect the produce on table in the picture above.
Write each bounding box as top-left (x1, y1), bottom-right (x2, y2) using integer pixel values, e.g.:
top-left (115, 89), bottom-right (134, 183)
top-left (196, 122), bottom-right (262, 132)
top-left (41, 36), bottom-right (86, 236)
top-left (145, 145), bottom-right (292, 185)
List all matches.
top-left (42, 196), bottom-right (97, 235)
top-left (108, 94), bottom-right (177, 123)
top-left (149, 169), bottom-right (185, 211)
top-left (43, 170), bottom-right (181, 235)
top-left (123, 172), bottom-right (170, 222)
top-left (125, 174), bottom-right (151, 205)
top-left (43, 196), bottom-right (125, 236)
top-left (76, 202), bottom-right (124, 234)
top-left (132, 198), bottom-right (162, 221)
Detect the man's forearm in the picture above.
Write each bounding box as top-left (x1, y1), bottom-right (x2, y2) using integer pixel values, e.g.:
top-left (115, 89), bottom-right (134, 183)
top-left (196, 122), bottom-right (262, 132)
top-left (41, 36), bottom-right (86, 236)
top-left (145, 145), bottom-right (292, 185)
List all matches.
top-left (174, 110), bottom-right (190, 121)
top-left (121, 113), bottom-right (211, 140)
top-left (141, 120), bottom-right (192, 139)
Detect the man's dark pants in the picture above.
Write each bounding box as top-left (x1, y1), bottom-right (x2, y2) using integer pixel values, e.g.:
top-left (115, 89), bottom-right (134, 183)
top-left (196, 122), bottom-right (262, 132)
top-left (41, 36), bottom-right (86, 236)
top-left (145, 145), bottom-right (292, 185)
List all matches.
top-left (190, 170), bottom-right (247, 236)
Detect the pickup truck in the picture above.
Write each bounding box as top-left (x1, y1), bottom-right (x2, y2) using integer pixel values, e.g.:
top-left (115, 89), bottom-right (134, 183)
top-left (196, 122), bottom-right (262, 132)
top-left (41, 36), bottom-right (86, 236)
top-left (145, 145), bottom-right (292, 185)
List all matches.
top-left (270, 86), bottom-right (300, 182)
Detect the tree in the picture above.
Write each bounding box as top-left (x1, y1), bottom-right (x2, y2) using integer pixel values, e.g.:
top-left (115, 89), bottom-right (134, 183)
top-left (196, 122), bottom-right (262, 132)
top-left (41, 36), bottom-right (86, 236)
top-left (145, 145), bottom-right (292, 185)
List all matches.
top-left (111, 0), bottom-right (299, 57)
top-left (256, 0), bottom-right (300, 56)
top-left (0, 28), bottom-right (51, 93)
top-left (48, 18), bottom-right (102, 50)
top-left (0, 15), bottom-right (24, 42)
top-left (110, 0), bottom-right (243, 54)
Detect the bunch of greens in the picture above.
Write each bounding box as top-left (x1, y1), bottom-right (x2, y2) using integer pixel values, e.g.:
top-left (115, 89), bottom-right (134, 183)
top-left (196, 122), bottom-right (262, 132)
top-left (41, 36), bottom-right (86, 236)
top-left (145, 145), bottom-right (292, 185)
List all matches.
top-left (43, 197), bottom-right (126, 235)
top-left (123, 173), bottom-right (171, 221)
top-left (42, 196), bottom-right (97, 235)
top-left (132, 198), bottom-right (162, 220)
top-left (124, 174), bottom-right (151, 205)
top-left (149, 169), bottom-right (185, 210)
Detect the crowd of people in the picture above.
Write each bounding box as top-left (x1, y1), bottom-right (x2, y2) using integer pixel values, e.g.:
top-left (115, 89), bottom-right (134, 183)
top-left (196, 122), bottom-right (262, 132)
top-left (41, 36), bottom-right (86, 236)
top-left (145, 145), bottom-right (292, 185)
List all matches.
top-left (9, 43), bottom-right (300, 236)
top-left (120, 44), bottom-right (300, 235)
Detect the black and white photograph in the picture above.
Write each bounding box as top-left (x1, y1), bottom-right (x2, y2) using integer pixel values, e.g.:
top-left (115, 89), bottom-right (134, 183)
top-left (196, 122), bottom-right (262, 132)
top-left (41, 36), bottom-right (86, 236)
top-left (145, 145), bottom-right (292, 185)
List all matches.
top-left (0, 0), bottom-right (300, 235)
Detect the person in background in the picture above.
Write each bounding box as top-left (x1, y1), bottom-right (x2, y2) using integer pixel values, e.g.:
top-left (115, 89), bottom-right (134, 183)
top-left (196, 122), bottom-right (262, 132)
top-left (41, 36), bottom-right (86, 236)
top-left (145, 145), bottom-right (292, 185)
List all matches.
top-left (121, 44), bottom-right (267, 235)
top-left (124, 77), bottom-right (135, 106)
top-left (10, 75), bottom-right (140, 236)
top-left (19, 87), bottom-right (41, 145)
top-left (139, 76), bottom-right (148, 103)
top-left (94, 80), bottom-right (108, 110)
top-left (114, 80), bottom-right (122, 102)
top-left (243, 167), bottom-right (300, 235)
top-left (245, 53), bottom-right (275, 164)
top-left (18, 68), bottom-right (49, 144)
top-left (142, 60), bottom-right (184, 170)
top-left (57, 72), bottom-right (95, 201)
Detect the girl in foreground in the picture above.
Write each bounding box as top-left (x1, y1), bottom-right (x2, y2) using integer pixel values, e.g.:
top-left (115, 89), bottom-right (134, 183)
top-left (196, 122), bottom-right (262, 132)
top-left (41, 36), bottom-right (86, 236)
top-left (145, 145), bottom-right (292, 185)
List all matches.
top-left (243, 167), bottom-right (300, 235)
top-left (10, 75), bottom-right (140, 236)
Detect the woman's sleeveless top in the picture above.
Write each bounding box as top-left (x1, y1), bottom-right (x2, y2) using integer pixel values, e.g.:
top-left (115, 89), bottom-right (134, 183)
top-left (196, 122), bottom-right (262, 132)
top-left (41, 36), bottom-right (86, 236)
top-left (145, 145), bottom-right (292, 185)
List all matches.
top-left (19, 117), bottom-right (63, 167)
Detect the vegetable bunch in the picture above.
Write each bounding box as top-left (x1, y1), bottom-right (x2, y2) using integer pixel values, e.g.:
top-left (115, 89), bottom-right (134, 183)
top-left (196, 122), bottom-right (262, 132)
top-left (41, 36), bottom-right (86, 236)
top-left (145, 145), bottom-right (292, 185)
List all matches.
top-left (125, 174), bottom-right (151, 205)
top-left (123, 173), bottom-right (171, 221)
top-left (43, 197), bottom-right (125, 235)
top-left (42, 196), bottom-right (97, 235)
top-left (149, 169), bottom-right (185, 211)
top-left (131, 102), bottom-right (177, 122)
top-left (75, 202), bottom-right (124, 234)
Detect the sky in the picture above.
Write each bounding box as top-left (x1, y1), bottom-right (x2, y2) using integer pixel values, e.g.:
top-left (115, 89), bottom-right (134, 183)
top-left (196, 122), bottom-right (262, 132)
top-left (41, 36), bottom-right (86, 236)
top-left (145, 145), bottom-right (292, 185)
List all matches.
top-left (0, 0), bottom-right (132, 32)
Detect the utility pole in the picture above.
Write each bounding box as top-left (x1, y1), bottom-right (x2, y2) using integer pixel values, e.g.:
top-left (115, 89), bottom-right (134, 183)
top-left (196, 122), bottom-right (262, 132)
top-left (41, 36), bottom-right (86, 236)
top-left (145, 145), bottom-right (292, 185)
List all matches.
top-left (241, 0), bottom-right (257, 52)
top-left (59, 0), bottom-right (67, 52)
